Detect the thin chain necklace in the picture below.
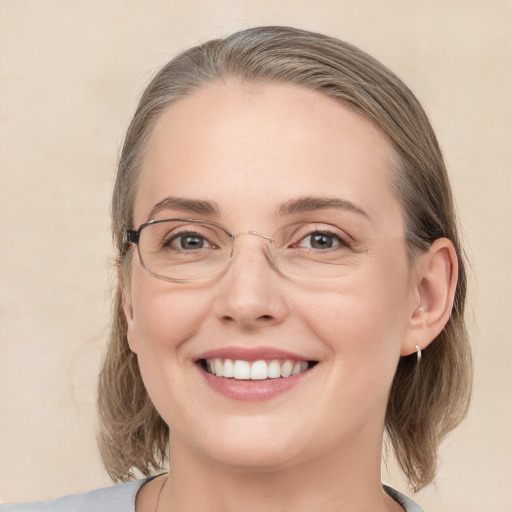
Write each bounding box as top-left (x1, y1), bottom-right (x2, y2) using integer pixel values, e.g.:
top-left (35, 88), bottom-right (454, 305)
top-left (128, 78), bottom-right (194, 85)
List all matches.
top-left (154, 474), bottom-right (169, 512)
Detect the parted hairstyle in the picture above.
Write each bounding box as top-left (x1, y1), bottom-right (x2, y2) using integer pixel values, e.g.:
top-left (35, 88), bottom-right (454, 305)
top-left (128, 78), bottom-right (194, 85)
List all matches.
top-left (97, 25), bottom-right (472, 492)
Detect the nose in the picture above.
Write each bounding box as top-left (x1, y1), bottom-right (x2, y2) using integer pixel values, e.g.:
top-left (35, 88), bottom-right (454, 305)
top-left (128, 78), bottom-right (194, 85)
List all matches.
top-left (212, 234), bottom-right (289, 330)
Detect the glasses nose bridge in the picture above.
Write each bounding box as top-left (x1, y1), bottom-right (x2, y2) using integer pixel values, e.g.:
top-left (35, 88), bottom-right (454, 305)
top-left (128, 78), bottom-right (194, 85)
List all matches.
top-left (231, 230), bottom-right (277, 256)
top-left (233, 230), bottom-right (275, 245)
top-left (228, 230), bottom-right (278, 269)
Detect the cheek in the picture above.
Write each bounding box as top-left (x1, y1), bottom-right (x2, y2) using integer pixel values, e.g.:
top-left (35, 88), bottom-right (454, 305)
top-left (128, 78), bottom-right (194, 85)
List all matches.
top-left (297, 262), bottom-right (410, 371)
top-left (126, 274), bottom-right (215, 425)
top-left (302, 290), bottom-right (405, 358)
top-left (128, 271), bottom-right (212, 357)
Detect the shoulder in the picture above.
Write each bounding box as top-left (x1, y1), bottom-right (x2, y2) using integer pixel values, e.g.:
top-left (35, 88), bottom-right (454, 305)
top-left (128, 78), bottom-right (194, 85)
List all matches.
top-left (0, 478), bottom-right (149, 512)
top-left (2, 480), bottom-right (424, 512)
top-left (384, 485), bottom-right (425, 512)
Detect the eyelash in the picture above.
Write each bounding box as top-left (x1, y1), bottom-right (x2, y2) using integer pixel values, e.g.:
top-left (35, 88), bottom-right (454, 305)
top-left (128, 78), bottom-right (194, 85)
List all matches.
top-left (292, 230), bottom-right (353, 251)
top-left (159, 225), bottom-right (354, 252)
top-left (164, 231), bottom-right (215, 250)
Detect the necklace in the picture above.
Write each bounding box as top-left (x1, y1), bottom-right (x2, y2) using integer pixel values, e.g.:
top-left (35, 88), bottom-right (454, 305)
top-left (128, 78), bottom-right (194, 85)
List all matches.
top-left (154, 474), bottom-right (169, 512)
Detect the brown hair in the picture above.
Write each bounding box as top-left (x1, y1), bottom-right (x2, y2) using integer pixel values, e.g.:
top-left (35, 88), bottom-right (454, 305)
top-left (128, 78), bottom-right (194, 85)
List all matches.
top-left (97, 25), bottom-right (472, 492)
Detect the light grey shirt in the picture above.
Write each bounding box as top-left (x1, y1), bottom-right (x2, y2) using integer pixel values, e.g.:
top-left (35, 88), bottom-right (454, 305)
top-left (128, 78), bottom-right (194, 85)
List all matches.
top-left (1, 479), bottom-right (424, 511)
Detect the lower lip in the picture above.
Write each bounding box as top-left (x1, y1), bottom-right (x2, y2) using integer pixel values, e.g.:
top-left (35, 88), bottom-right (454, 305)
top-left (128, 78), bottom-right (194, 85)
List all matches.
top-left (198, 365), bottom-right (311, 401)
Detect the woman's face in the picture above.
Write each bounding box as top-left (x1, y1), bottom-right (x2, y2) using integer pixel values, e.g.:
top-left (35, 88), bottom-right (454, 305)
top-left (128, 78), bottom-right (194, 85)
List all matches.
top-left (124, 82), bottom-right (420, 470)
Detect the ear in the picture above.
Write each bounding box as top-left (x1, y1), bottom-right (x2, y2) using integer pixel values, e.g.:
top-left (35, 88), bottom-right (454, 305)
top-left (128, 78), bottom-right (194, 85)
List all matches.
top-left (117, 260), bottom-right (139, 355)
top-left (401, 238), bottom-right (458, 356)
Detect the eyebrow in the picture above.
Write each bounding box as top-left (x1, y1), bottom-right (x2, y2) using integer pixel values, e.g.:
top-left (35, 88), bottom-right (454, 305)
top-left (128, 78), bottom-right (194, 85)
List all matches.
top-left (146, 194), bottom-right (369, 223)
top-left (276, 196), bottom-right (370, 219)
top-left (147, 196), bottom-right (219, 221)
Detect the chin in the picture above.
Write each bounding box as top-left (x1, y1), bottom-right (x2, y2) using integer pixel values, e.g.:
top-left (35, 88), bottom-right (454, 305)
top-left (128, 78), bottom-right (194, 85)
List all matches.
top-left (205, 444), bottom-right (301, 473)
top-left (179, 417), bottom-right (313, 472)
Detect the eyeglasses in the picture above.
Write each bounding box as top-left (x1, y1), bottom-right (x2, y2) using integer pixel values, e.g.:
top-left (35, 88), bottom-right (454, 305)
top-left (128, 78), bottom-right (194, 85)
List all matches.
top-left (123, 218), bottom-right (363, 283)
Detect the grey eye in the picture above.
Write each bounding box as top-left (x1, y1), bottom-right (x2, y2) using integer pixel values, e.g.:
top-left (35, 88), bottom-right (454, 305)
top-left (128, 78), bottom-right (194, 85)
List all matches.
top-left (299, 232), bottom-right (341, 249)
top-left (170, 233), bottom-right (211, 250)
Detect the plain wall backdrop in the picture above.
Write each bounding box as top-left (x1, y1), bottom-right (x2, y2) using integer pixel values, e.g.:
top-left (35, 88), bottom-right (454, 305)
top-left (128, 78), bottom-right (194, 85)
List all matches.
top-left (1, 1), bottom-right (511, 510)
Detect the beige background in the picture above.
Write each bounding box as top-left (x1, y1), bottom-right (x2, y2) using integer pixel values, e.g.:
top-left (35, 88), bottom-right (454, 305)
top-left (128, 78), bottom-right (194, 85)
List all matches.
top-left (1, 1), bottom-right (511, 510)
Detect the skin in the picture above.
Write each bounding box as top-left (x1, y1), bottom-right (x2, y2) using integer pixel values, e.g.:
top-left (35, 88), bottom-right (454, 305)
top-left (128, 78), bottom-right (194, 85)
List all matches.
top-left (123, 82), bottom-right (457, 512)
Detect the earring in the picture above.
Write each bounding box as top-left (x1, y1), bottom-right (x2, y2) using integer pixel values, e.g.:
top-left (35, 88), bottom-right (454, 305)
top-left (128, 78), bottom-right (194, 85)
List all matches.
top-left (414, 344), bottom-right (422, 363)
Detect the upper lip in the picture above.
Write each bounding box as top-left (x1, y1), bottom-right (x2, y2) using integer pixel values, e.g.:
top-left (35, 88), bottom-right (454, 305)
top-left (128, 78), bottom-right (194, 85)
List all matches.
top-left (195, 346), bottom-right (315, 362)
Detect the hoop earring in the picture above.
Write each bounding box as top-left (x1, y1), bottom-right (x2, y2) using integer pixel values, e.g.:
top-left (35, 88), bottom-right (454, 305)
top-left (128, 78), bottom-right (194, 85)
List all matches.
top-left (414, 344), bottom-right (422, 363)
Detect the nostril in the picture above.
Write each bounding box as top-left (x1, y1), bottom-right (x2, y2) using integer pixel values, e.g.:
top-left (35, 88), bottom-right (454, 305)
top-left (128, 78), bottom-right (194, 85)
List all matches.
top-left (257, 314), bottom-right (273, 320)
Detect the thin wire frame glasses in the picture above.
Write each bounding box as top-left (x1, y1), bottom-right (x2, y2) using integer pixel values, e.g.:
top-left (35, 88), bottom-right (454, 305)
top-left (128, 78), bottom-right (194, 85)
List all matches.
top-left (123, 218), bottom-right (363, 283)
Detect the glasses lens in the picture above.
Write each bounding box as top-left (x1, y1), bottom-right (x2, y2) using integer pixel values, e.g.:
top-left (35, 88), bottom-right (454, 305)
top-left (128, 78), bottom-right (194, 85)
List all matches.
top-left (272, 249), bottom-right (359, 278)
top-left (268, 225), bottom-right (366, 279)
top-left (138, 220), bottom-right (232, 282)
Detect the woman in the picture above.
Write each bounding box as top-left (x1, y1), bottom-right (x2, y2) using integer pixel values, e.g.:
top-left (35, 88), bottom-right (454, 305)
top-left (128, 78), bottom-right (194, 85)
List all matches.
top-left (2, 26), bottom-right (472, 512)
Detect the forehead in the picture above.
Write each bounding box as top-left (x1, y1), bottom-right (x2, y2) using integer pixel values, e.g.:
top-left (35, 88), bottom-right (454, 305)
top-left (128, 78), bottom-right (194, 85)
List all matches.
top-left (135, 81), bottom-right (401, 231)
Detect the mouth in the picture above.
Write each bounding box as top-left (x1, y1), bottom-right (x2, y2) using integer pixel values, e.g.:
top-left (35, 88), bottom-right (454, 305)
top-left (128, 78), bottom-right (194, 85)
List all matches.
top-left (199, 358), bottom-right (318, 380)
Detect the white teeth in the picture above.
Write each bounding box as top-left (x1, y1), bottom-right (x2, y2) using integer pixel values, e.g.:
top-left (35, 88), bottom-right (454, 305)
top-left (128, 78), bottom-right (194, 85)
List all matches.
top-left (205, 358), bottom-right (311, 380)
top-left (250, 360), bottom-right (268, 380)
top-left (268, 360), bottom-right (281, 379)
top-left (280, 360), bottom-right (293, 378)
top-left (233, 360), bottom-right (251, 380)
top-left (214, 359), bottom-right (224, 377)
top-left (223, 358), bottom-right (234, 378)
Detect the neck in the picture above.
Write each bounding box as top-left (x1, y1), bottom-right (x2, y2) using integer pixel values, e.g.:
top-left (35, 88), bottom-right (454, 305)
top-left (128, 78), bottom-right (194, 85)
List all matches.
top-left (158, 432), bottom-right (402, 512)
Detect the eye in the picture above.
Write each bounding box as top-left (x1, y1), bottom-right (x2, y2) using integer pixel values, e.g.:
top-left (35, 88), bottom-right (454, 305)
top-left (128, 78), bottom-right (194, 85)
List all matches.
top-left (298, 231), bottom-right (345, 250)
top-left (167, 232), bottom-right (213, 250)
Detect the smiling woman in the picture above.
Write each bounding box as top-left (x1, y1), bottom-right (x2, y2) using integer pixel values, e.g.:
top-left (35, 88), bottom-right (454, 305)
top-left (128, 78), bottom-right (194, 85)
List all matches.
top-left (1, 26), bottom-right (472, 512)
